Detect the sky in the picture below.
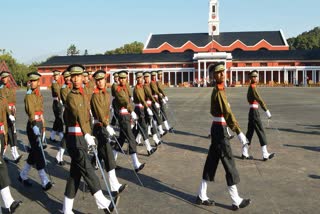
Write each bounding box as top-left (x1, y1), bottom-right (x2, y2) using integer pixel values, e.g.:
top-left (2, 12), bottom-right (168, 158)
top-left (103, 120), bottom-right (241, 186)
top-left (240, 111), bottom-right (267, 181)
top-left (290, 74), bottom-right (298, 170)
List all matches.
top-left (1, 0), bottom-right (320, 64)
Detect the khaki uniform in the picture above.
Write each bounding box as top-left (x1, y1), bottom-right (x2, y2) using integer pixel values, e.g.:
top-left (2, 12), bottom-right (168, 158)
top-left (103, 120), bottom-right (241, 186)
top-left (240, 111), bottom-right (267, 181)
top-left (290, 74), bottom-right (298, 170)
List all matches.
top-left (51, 80), bottom-right (64, 132)
top-left (60, 83), bottom-right (72, 104)
top-left (246, 83), bottom-right (268, 146)
top-left (110, 83), bottom-right (119, 126)
top-left (155, 80), bottom-right (169, 122)
top-left (202, 83), bottom-right (240, 186)
top-left (113, 85), bottom-right (137, 154)
top-left (24, 88), bottom-right (46, 170)
top-left (133, 83), bottom-right (149, 140)
top-left (0, 97), bottom-right (11, 192)
top-left (64, 87), bottom-right (102, 198)
top-left (90, 88), bottom-right (116, 172)
top-left (0, 83), bottom-right (17, 148)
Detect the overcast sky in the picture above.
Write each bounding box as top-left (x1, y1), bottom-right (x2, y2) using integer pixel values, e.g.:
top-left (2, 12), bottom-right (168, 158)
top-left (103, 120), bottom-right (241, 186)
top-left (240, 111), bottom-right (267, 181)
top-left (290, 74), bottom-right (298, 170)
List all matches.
top-left (1, 0), bottom-right (319, 64)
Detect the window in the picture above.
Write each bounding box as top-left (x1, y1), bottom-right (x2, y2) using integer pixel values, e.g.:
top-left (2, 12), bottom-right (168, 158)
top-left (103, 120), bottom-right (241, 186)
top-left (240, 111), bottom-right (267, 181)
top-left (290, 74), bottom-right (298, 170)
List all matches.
top-left (260, 63), bottom-right (267, 67)
top-left (245, 63), bottom-right (252, 67)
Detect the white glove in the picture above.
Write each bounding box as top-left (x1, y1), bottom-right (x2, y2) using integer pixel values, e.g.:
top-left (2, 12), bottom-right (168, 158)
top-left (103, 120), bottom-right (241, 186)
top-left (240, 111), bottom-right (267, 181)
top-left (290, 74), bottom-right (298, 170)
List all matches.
top-left (147, 108), bottom-right (153, 116)
top-left (33, 126), bottom-right (40, 136)
top-left (130, 97), bottom-right (134, 102)
top-left (162, 99), bottom-right (167, 104)
top-left (237, 132), bottom-right (249, 145)
top-left (265, 110), bottom-right (272, 119)
top-left (84, 134), bottom-right (96, 147)
top-left (9, 115), bottom-right (15, 122)
top-left (155, 102), bottom-right (160, 109)
top-left (59, 100), bottom-right (63, 105)
top-left (164, 96), bottom-right (169, 102)
top-left (106, 125), bottom-right (116, 136)
top-left (131, 111), bottom-right (138, 120)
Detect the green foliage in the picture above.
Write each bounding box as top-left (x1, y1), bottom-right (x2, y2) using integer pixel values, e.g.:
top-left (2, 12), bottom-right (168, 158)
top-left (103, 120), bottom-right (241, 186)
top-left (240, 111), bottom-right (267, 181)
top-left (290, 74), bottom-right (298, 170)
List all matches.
top-left (67, 44), bottom-right (80, 56)
top-left (105, 41), bottom-right (144, 55)
top-left (287, 27), bottom-right (320, 50)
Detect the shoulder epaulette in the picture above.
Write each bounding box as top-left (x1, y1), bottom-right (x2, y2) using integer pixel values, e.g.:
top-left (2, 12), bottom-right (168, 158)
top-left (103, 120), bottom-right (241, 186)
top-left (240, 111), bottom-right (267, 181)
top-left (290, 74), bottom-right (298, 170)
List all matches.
top-left (26, 89), bottom-right (32, 94)
top-left (62, 84), bottom-right (67, 89)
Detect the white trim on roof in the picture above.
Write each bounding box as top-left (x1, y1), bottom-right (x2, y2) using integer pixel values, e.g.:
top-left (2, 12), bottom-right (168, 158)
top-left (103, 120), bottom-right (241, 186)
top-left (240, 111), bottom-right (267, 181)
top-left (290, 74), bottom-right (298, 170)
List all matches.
top-left (280, 29), bottom-right (289, 47)
top-left (144, 33), bottom-right (153, 50)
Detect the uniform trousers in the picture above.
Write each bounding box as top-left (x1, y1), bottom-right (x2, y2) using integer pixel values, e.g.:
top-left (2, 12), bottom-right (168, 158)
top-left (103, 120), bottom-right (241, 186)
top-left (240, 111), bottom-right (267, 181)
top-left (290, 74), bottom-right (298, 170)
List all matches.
top-left (65, 135), bottom-right (101, 198)
top-left (114, 114), bottom-right (137, 154)
top-left (52, 100), bottom-right (64, 132)
top-left (133, 107), bottom-right (148, 140)
top-left (202, 124), bottom-right (240, 186)
top-left (7, 116), bottom-right (17, 147)
top-left (26, 121), bottom-right (45, 170)
top-left (246, 109), bottom-right (267, 146)
top-left (0, 134), bottom-right (10, 189)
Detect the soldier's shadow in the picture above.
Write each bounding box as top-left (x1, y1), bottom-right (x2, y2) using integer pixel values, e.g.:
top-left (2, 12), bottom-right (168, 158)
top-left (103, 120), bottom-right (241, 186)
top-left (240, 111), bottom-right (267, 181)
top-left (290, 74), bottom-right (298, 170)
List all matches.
top-left (173, 130), bottom-right (209, 139)
top-left (283, 144), bottom-right (320, 152)
top-left (116, 167), bottom-right (233, 212)
top-left (165, 141), bottom-right (208, 154)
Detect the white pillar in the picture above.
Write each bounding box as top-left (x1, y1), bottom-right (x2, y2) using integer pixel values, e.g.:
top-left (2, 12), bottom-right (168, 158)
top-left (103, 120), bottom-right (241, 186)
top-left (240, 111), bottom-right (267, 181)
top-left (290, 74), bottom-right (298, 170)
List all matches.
top-left (312, 70), bottom-right (315, 83)
top-left (278, 70), bottom-right (280, 83)
top-left (242, 71), bottom-right (245, 84)
top-left (175, 71), bottom-right (177, 86)
top-left (188, 71), bottom-right (190, 84)
top-left (198, 61), bottom-right (200, 87)
top-left (271, 70), bottom-right (273, 83)
top-left (181, 71), bottom-right (183, 84)
top-left (230, 70), bottom-right (232, 85)
top-left (264, 70), bottom-right (267, 84)
top-left (168, 72), bottom-right (171, 86)
top-left (236, 71), bottom-right (238, 82)
top-left (295, 70), bottom-right (298, 85)
top-left (204, 61), bottom-right (207, 87)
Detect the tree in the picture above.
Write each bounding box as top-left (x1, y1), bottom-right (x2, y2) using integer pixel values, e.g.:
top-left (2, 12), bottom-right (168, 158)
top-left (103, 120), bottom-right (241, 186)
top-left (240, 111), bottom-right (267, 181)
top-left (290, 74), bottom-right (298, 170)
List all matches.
top-left (105, 41), bottom-right (144, 55)
top-left (67, 44), bottom-right (80, 56)
top-left (287, 26), bottom-right (320, 50)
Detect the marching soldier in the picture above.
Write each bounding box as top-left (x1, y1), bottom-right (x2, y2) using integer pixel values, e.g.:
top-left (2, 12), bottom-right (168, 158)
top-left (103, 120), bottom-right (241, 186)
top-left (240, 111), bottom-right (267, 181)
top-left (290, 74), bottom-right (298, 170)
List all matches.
top-left (0, 71), bottom-right (22, 163)
top-left (196, 63), bottom-right (251, 210)
top-left (0, 96), bottom-right (22, 213)
top-left (244, 70), bottom-right (275, 161)
top-left (112, 70), bottom-right (145, 172)
top-left (155, 70), bottom-right (173, 131)
top-left (110, 72), bottom-right (119, 126)
top-left (143, 72), bottom-right (164, 146)
top-left (49, 70), bottom-right (64, 143)
top-left (90, 70), bottom-right (127, 196)
top-left (83, 70), bottom-right (95, 101)
top-left (133, 71), bottom-right (157, 155)
top-left (55, 70), bottom-right (72, 165)
top-left (62, 64), bottom-right (118, 214)
top-left (150, 71), bottom-right (167, 135)
top-left (19, 71), bottom-right (53, 191)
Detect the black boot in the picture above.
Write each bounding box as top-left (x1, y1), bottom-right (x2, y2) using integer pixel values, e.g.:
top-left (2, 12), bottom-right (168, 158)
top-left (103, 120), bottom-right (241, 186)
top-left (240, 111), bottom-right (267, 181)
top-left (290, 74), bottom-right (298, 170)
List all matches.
top-left (195, 196), bottom-right (215, 206)
top-left (9, 201), bottom-right (22, 213)
top-left (232, 198), bottom-right (251, 210)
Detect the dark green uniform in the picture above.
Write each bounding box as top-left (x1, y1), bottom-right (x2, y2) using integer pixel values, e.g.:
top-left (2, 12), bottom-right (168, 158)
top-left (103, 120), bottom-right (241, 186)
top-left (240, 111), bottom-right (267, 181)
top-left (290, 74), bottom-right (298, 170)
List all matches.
top-left (24, 87), bottom-right (46, 170)
top-left (246, 83), bottom-right (268, 146)
top-left (202, 83), bottom-right (240, 186)
top-left (0, 97), bottom-right (11, 197)
top-left (90, 87), bottom-right (116, 172)
top-left (51, 80), bottom-right (64, 133)
top-left (113, 84), bottom-right (137, 154)
top-left (64, 86), bottom-right (101, 198)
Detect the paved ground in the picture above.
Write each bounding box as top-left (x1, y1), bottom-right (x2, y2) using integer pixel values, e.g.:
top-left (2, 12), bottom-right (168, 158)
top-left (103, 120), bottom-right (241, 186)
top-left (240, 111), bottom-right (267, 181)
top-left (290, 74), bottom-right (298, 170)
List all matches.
top-left (1, 87), bottom-right (319, 214)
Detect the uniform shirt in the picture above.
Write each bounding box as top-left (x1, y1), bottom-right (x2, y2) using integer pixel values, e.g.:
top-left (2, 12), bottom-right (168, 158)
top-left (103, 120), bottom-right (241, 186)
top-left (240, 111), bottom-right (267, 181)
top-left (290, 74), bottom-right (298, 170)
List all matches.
top-left (247, 83), bottom-right (267, 111)
top-left (156, 80), bottom-right (166, 97)
top-left (143, 83), bottom-right (157, 104)
top-left (64, 87), bottom-right (91, 135)
top-left (24, 87), bottom-right (45, 127)
top-left (114, 84), bottom-right (133, 112)
top-left (83, 82), bottom-right (94, 102)
top-left (126, 82), bottom-right (132, 98)
top-left (91, 87), bottom-right (111, 126)
top-left (60, 83), bottom-right (72, 104)
top-left (51, 80), bottom-right (61, 100)
top-left (111, 83), bottom-right (118, 97)
top-left (0, 97), bottom-right (9, 142)
top-left (150, 80), bottom-right (162, 100)
top-left (133, 83), bottom-right (148, 108)
top-left (211, 83), bottom-right (241, 135)
top-left (0, 82), bottom-right (16, 115)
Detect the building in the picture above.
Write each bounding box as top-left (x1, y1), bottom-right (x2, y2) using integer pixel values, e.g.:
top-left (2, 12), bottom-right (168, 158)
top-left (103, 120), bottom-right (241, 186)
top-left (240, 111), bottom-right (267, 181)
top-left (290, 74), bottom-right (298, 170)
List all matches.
top-left (38, 0), bottom-right (320, 87)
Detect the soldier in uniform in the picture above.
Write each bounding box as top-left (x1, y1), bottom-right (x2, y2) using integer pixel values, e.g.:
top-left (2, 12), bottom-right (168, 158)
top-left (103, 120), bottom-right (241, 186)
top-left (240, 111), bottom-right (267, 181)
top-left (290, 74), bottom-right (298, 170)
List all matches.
top-left (110, 72), bottom-right (119, 126)
top-left (49, 70), bottom-right (64, 143)
top-left (19, 72), bottom-right (53, 191)
top-left (112, 70), bottom-right (145, 172)
top-left (0, 96), bottom-right (22, 213)
top-left (155, 70), bottom-right (173, 131)
top-left (0, 71), bottom-right (22, 163)
top-left (55, 70), bottom-right (72, 165)
top-left (133, 71), bottom-right (157, 155)
top-left (90, 70), bottom-right (127, 196)
top-left (149, 71), bottom-right (167, 135)
top-left (244, 70), bottom-right (275, 161)
top-left (62, 64), bottom-right (118, 214)
top-left (196, 63), bottom-right (251, 210)
top-left (143, 72), bottom-right (163, 146)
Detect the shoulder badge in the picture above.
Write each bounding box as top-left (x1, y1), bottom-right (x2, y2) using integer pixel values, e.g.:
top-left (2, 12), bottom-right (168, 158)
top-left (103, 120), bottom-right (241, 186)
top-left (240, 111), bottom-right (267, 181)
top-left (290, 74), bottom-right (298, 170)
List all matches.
top-left (26, 89), bottom-right (32, 94)
top-left (62, 84), bottom-right (67, 89)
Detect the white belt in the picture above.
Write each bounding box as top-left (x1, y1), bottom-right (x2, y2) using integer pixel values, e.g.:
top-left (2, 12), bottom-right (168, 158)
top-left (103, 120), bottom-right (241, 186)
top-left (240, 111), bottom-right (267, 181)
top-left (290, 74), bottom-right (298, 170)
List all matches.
top-left (135, 103), bottom-right (144, 108)
top-left (68, 126), bottom-right (82, 133)
top-left (35, 115), bottom-right (42, 120)
top-left (93, 119), bottom-right (100, 124)
top-left (212, 116), bottom-right (227, 125)
top-left (8, 105), bottom-right (15, 110)
top-left (0, 125), bottom-right (4, 131)
top-left (249, 104), bottom-right (259, 109)
top-left (153, 95), bottom-right (158, 98)
top-left (120, 108), bottom-right (129, 115)
top-left (53, 97), bottom-right (59, 101)
top-left (146, 100), bottom-right (152, 106)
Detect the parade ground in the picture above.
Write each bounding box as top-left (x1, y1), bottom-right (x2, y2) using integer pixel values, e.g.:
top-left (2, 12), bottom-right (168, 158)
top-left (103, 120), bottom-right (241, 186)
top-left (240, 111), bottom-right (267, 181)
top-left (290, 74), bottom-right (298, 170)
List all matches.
top-left (2, 87), bottom-right (320, 214)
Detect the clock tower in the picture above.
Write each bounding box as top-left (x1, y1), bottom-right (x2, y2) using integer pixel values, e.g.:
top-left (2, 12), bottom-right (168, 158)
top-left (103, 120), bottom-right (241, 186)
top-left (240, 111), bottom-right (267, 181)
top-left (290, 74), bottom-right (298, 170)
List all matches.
top-left (208, 0), bottom-right (220, 36)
